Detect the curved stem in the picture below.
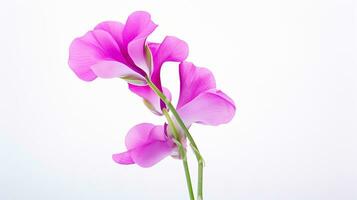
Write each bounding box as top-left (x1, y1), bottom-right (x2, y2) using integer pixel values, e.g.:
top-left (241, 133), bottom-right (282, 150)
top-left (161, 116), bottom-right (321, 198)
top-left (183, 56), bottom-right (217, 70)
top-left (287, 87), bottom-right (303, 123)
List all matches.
top-left (163, 109), bottom-right (195, 200)
top-left (146, 77), bottom-right (204, 199)
top-left (191, 144), bottom-right (204, 200)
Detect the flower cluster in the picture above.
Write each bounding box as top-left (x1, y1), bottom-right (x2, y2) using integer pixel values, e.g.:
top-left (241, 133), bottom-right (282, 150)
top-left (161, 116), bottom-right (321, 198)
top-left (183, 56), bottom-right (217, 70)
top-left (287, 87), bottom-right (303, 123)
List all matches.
top-left (68, 11), bottom-right (236, 199)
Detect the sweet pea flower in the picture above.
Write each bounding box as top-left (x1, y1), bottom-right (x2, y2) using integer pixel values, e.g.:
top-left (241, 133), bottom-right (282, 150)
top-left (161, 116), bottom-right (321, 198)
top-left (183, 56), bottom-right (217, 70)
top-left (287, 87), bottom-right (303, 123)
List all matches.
top-left (68, 11), bottom-right (188, 115)
top-left (112, 62), bottom-right (236, 167)
top-left (68, 11), bottom-right (157, 85)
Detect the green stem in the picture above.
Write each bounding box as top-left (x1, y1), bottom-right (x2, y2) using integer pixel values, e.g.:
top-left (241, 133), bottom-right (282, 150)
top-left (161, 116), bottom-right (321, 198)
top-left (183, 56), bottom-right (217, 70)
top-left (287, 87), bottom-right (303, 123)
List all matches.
top-left (191, 144), bottom-right (204, 200)
top-left (197, 164), bottom-right (203, 200)
top-left (146, 77), bottom-right (204, 199)
top-left (163, 109), bottom-right (195, 200)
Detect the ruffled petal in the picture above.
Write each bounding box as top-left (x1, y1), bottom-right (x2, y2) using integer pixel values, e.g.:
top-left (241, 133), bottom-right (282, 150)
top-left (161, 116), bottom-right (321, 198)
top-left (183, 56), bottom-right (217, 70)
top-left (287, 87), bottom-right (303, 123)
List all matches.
top-left (177, 89), bottom-right (236, 126)
top-left (128, 39), bottom-right (152, 76)
top-left (176, 60), bottom-right (235, 126)
top-left (177, 62), bottom-right (216, 109)
top-left (88, 30), bottom-right (122, 61)
top-left (130, 125), bottom-right (173, 167)
top-left (112, 151), bottom-right (134, 165)
top-left (150, 36), bottom-right (189, 86)
top-left (69, 12), bottom-right (158, 82)
top-left (113, 123), bottom-right (174, 168)
top-left (122, 11), bottom-right (157, 45)
top-left (124, 123), bottom-right (155, 149)
top-left (130, 140), bottom-right (173, 168)
top-left (152, 36), bottom-right (189, 71)
top-left (94, 21), bottom-right (124, 47)
top-left (146, 36), bottom-right (189, 110)
top-left (68, 30), bottom-right (124, 81)
top-left (68, 37), bottom-right (101, 81)
top-left (118, 11), bottom-right (157, 77)
top-left (91, 61), bottom-right (146, 85)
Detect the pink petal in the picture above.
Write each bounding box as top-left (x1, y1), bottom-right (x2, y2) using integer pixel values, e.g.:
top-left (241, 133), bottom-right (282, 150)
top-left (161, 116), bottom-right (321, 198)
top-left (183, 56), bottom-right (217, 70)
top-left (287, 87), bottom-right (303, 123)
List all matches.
top-left (152, 36), bottom-right (189, 69)
top-left (94, 20), bottom-right (147, 77)
top-left (128, 84), bottom-right (172, 115)
top-left (148, 42), bottom-right (160, 54)
top-left (146, 37), bottom-right (189, 110)
top-left (150, 36), bottom-right (189, 86)
top-left (130, 140), bottom-right (173, 168)
top-left (68, 30), bottom-right (124, 81)
top-left (177, 62), bottom-right (216, 109)
top-left (69, 12), bottom-right (158, 82)
top-left (128, 38), bottom-right (152, 76)
top-left (94, 21), bottom-right (124, 47)
top-left (162, 87), bottom-right (172, 103)
top-left (125, 123), bottom-right (155, 149)
top-left (112, 152), bottom-right (134, 165)
top-left (112, 123), bottom-right (156, 166)
top-left (68, 32), bottom-right (102, 81)
top-left (130, 124), bottom-right (173, 167)
top-left (118, 11), bottom-right (157, 77)
top-left (87, 30), bottom-right (123, 61)
top-left (122, 11), bottom-right (157, 45)
top-left (90, 61), bottom-right (145, 85)
top-left (113, 123), bottom-right (174, 168)
top-left (177, 89), bottom-right (236, 126)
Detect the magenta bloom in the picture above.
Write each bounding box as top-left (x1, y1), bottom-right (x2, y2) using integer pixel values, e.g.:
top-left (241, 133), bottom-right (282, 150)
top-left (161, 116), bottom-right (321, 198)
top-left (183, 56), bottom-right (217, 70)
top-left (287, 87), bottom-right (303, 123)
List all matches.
top-left (68, 11), bottom-right (157, 84)
top-left (68, 11), bottom-right (188, 114)
top-left (113, 62), bottom-right (236, 167)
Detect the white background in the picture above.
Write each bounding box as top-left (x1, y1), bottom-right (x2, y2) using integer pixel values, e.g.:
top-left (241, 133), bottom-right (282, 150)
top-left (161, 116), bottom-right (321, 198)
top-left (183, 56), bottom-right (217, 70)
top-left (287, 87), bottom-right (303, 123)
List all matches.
top-left (0, 0), bottom-right (356, 199)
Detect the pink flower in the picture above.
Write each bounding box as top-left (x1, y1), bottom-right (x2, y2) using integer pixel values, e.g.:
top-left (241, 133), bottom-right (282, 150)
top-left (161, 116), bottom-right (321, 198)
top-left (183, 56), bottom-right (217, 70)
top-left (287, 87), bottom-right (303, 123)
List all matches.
top-left (113, 62), bottom-right (236, 167)
top-left (68, 11), bottom-right (158, 85)
top-left (68, 11), bottom-right (188, 114)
